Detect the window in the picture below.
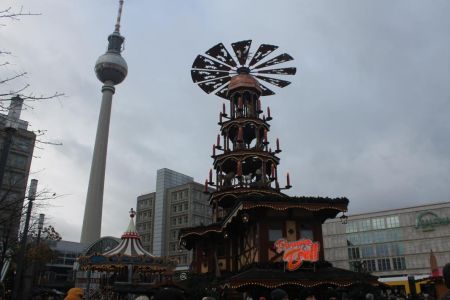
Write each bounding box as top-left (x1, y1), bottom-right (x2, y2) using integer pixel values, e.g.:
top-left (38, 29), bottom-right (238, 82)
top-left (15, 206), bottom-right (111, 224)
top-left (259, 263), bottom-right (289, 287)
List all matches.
top-left (372, 218), bottom-right (385, 230)
top-left (363, 259), bottom-right (377, 272)
top-left (8, 154), bottom-right (28, 169)
top-left (177, 217), bottom-right (182, 225)
top-left (386, 216), bottom-right (400, 228)
top-left (299, 224), bottom-right (314, 240)
top-left (348, 247), bottom-right (360, 260)
top-left (377, 258), bottom-right (391, 271)
top-left (173, 205), bottom-right (177, 212)
top-left (361, 246), bottom-right (375, 258)
top-left (171, 218), bottom-right (176, 226)
top-left (358, 219), bottom-right (371, 232)
top-left (376, 244), bottom-right (389, 257)
top-left (390, 243), bottom-right (404, 256)
top-left (183, 215), bottom-right (188, 224)
top-left (349, 261), bottom-right (362, 272)
top-left (392, 257), bottom-right (406, 270)
top-left (170, 243), bottom-right (176, 251)
top-left (184, 202), bottom-right (189, 210)
top-left (346, 221), bottom-right (358, 233)
top-left (171, 230), bottom-right (178, 240)
top-left (268, 222), bottom-right (283, 242)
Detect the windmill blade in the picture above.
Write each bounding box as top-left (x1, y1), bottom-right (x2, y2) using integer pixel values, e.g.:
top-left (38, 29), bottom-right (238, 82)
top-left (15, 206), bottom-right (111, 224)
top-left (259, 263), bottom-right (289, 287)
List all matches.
top-left (206, 43), bottom-right (237, 68)
top-left (231, 40), bottom-right (252, 66)
top-left (252, 53), bottom-right (294, 70)
top-left (255, 75), bottom-right (291, 88)
top-left (248, 44), bottom-right (278, 67)
top-left (259, 82), bottom-right (276, 96)
top-left (192, 55), bottom-right (232, 72)
top-left (197, 76), bottom-right (231, 94)
top-left (215, 85), bottom-right (229, 99)
top-left (254, 67), bottom-right (297, 76)
top-left (191, 70), bottom-right (230, 83)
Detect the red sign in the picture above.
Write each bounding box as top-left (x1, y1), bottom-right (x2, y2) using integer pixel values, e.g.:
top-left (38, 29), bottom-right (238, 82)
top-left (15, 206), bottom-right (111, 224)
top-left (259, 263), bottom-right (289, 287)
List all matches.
top-left (274, 239), bottom-right (320, 271)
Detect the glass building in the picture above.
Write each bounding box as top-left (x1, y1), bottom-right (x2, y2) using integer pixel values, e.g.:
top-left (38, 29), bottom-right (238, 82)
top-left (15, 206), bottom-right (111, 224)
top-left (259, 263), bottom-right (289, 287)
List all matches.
top-left (322, 202), bottom-right (450, 277)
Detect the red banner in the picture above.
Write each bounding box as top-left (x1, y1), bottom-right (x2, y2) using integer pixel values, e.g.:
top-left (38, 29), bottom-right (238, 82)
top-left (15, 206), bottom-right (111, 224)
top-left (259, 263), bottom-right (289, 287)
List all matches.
top-left (274, 239), bottom-right (320, 271)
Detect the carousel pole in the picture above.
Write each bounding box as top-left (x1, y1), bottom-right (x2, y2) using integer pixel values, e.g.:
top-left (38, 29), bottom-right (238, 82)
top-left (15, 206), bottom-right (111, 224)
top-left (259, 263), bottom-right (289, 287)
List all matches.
top-left (85, 269), bottom-right (91, 300)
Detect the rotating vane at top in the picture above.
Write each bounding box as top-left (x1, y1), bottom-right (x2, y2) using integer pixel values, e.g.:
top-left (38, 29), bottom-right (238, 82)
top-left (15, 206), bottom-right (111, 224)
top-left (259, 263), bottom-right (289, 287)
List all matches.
top-left (191, 40), bottom-right (297, 99)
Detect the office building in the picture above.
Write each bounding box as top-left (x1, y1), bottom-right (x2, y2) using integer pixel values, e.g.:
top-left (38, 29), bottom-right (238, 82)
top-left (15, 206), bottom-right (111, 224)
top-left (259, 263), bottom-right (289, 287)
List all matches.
top-left (135, 168), bottom-right (212, 267)
top-left (136, 192), bottom-right (155, 252)
top-left (165, 182), bottom-right (212, 268)
top-left (151, 168), bottom-right (193, 256)
top-left (322, 202), bottom-right (450, 277)
top-left (0, 96), bottom-right (36, 252)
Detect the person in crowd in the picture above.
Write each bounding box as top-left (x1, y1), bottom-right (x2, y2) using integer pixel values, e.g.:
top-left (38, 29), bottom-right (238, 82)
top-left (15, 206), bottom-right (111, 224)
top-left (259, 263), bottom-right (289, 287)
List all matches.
top-left (441, 263), bottom-right (450, 300)
top-left (271, 289), bottom-right (289, 300)
top-left (64, 288), bottom-right (83, 300)
top-left (154, 288), bottom-right (185, 300)
top-left (300, 289), bottom-right (317, 300)
top-left (135, 295), bottom-right (150, 300)
top-left (366, 293), bottom-right (375, 300)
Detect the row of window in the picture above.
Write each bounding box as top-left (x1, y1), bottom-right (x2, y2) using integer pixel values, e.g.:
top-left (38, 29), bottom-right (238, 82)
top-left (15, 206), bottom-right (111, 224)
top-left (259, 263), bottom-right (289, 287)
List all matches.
top-left (170, 215), bottom-right (189, 226)
top-left (172, 202), bottom-right (189, 213)
top-left (192, 215), bottom-right (212, 226)
top-left (138, 198), bottom-right (153, 208)
top-left (346, 216), bottom-right (400, 233)
top-left (138, 222), bottom-right (152, 232)
top-left (347, 228), bottom-right (402, 245)
top-left (172, 190), bottom-right (189, 201)
top-left (348, 243), bottom-right (404, 260)
top-left (349, 256), bottom-right (406, 272)
top-left (137, 210), bottom-right (152, 220)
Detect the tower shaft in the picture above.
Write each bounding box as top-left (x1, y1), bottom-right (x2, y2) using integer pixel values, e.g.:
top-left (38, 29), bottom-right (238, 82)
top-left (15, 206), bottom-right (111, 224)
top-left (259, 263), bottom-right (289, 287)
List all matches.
top-left (80, 82), bottom-right (115, 244)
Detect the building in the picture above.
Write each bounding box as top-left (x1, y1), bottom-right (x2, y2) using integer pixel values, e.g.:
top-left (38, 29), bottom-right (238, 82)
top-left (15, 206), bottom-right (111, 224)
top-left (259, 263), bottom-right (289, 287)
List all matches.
top-left (152, 168), bottom-right (193, 256)
top-left (135, 168), bottom-right (212, 267)
top-left (322, 202), bottom-right (450, 278)
top-left (40, 240), bottom-right (87, 290)
top-left (0, 96), bottom-right (36, 254)
top-left (165, 182), bottom-right (212, 269)
top-left (136, 192), bottom-right (155, 252)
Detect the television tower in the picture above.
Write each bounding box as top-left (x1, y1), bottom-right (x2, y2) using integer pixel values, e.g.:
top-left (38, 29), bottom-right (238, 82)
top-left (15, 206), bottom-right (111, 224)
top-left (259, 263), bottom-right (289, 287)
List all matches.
top-left (80, 0), bottom-right (128, 244)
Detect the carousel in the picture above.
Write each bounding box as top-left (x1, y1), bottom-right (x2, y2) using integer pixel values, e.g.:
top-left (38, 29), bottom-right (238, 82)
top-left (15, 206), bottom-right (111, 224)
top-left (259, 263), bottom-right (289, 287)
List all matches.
top-left (77, 209), bottom-right (177, 299)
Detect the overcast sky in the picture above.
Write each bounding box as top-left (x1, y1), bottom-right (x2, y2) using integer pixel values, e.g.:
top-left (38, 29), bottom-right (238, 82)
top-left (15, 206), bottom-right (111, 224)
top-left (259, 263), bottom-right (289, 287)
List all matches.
top-left (1, 0), bottom-right (449, 242)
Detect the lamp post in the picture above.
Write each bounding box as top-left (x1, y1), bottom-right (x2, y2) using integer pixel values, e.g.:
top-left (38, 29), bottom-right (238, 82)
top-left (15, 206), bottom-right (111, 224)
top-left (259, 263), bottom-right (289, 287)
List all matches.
top-left (12, 179), bottom-right (38, 300)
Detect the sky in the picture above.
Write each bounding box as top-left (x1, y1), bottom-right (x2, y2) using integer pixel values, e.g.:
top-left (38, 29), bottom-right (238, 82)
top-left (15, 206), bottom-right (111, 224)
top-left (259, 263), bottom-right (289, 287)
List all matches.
top-left (1, 0), bottom-right (449, 242)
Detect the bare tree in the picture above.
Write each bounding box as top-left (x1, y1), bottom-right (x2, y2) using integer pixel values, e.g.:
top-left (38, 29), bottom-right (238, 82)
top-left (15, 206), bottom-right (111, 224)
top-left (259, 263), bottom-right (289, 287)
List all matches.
top-left (0, 6), bottom-right (64, 113)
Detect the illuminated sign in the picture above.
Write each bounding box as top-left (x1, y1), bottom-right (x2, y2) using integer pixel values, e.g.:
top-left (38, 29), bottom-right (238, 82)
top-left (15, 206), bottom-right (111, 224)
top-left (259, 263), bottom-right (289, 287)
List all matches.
top-left (416, 211), bottom-right (450, 231)
top-left (274, 239), bottom-right (320, 271)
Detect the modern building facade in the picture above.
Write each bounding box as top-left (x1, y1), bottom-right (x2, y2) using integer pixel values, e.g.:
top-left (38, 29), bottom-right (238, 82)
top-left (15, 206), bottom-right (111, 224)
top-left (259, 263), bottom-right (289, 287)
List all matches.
top-left (40, 240), bottom-right (87, 290)
top-left (136, 192), bottom-right (155, 252)
top-left (152, 168), bottom-right (193, 256)
top-left (135, 168), bottom-right (212, 268)
top-left (322, 202), bottom-right (450, 277)
top-left (0, 96), bottom-right (36, 254)
top-left (165, 182), bottom-right (212, 269)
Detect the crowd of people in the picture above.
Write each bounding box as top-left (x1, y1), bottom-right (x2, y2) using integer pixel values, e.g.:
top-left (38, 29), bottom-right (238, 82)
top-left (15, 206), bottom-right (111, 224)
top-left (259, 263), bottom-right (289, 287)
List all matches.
top-left (61, 263), bottom-right (450, 300)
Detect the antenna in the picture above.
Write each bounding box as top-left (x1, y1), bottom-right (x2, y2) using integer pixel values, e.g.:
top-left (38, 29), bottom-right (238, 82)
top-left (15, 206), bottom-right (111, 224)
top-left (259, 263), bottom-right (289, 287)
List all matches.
top-left (191, 40), bottom-right (297, 99)
top-left (114, 0), bottom-right (125, 33)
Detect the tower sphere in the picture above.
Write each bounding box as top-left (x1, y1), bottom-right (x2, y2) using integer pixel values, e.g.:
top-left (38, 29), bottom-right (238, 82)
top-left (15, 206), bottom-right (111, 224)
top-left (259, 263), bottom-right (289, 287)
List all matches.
top-left (94, 32), bottom-right (128, 85)
top-left (95, 52), bottom-right (128, 85)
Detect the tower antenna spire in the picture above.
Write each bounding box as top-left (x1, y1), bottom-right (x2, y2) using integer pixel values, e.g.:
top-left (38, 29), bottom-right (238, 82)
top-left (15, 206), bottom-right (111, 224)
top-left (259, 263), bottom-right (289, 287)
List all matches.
top-left (114, 0), bottom-right (124, 33)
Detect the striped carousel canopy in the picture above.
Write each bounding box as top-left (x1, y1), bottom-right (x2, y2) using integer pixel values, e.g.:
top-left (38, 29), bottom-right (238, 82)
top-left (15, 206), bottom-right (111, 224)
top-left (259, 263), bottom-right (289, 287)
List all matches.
top-left (78, 209), bottom-right (176, 271)
top-left (102, 208), bottom-right (153, 257)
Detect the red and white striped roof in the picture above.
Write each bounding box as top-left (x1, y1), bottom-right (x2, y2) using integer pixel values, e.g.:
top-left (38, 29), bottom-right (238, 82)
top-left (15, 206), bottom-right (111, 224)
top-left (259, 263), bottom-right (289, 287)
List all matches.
top-left (103, 209), bottom-right (155, 257)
